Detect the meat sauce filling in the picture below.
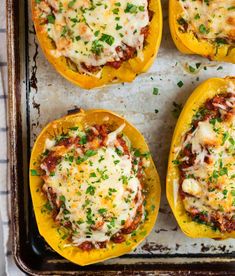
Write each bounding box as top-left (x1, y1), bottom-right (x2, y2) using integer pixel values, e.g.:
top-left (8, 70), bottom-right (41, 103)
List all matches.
top-left (177, 91), bottom-right (235, 232)
top-left (40, 124), bottom-right (146, 250)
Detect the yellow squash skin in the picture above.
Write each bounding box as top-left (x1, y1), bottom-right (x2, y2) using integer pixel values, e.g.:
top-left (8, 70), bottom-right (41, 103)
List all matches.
top-left (167, 77), bottom-right (235, 239)
top-left (32, 1), bottom-right (162, 89)
top-left (169, 0), bottom-right (235, 63)
top-left (30, 109), bottom-right (161, 265)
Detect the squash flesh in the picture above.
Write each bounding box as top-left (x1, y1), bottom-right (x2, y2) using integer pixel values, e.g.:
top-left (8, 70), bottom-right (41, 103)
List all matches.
top-left (32, 0), bottom-right (162, 89)
top-left (30, 109), bottom-right (161, 265)
top-left (169, 0), bottom-right (235, 63)
top-left (167, 77), bottom-right (235, 239)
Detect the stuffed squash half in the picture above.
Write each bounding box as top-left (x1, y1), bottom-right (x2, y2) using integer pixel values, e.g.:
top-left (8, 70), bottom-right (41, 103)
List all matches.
top-left (32, 0), bottom-right (162, 89)
top-left (30, 109), bottom-right (161, 265)
top-left (169, 0), bottom-right (235, 63)
top-left (167, 77), bottom-right (235, 239)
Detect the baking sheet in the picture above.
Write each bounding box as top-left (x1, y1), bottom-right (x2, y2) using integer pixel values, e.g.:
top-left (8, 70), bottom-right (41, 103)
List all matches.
top-left (23, 0), bottom-right (235, 265)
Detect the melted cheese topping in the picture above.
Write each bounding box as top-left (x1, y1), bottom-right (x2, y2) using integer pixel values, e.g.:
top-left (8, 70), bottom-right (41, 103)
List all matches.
top-left (179, 82), bottom-right (235, 218)
top-left (36, 0), bottom-right (149, 72)
top-left (41, 126), bottom-right (144, 246)
top-left (179, 0), bottom-right (235, 43)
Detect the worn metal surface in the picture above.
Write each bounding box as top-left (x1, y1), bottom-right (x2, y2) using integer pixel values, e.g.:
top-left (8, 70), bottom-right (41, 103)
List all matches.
top-left (8, 0), bottom-right (235, 273)
top-left (27, 0), bottom-right (235, 257)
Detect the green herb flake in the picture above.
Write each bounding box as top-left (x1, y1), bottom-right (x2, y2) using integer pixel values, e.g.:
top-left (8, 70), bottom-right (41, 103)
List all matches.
top-left (199, 24), bottom-right (209, 34)
top-left (89, 172), bottom-right (97, 178)
top-left (47, 14), bottom-right (55, 24)
top-left (222, 189), bottom-right (228, 196)
top-left (153, 87), bottom-right (159, 95)
top-left (98, 208), bottom-right (107, 214)
top-left (94, 30), bottom-right (100, 37)
top-left (189, 65), bottom-right (195, 73)
top-left (124, 3), bottom-right (137, 13)
top-left (112, 8), bottom-right (119, 14)
top-left (85, 149), bottom-right (97, 157)
top-left (68, 0), bottom-right (76, 8)
top-left (115, 24), bottom-right (122, 30)
top-left (177, 80), bottom-right (184, 88)
top-left (79, 135), bottom-right (87, 145)
top-left (59, 195), bottom-right (66, 203)
top-left (86, 185), bottom-right (96, 195)
top-left (31, 169), bottom-right (40, 176)
top-left (140, 230), bottom-right (147, 236)
top-left (100, 33), bottom-right (115, 46)
top-left (91, 40), bottom-right (104, 55)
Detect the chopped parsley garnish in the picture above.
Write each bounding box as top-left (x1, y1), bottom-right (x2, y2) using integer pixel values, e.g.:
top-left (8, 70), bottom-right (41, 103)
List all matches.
top-left (86, 185), bottom-right (96, 195)
top-left (172, 159), bottom-right (180, 165)
top-left (112, 8), bottom-right (119, 14)
top-left (86, 208), bottom-right (94, 225)
top-left (85, 150), bottom-right (97, 157)
top-left (124, 3), bottom-right (138, 13)
top-left (231, 190), bottom-right (235, 196)
top-left (79, 135), bottom-right (87, 145)
top-left (59, 195), bottom-right (66, 203)
top-left (153, 87), bottom-right (159, 95)
top-left (98, 208), bottom-right (107, 215)
top-left (47, 14), bottom-right (55, 24)
top-left (188, 65), bottom-right (195, 73)
top-left (134, 149), bottom-right (150, 158)
top-left (199, 24), bottom-right (209, 34)
top-left (91, 40), bottom-right (104, 55)
top-left (68, 0), bottom-right (76, 8)
top-left (115, 148), bottom-right (123, 156)
top-left (177, 80), bottom-right (184, 88)
top-left (100, 33), bottom-right (115, 46)
top-left (115, 24), bottom-right (122, 30)
top-left (30, 169), bottom-right (40, 176)
top-left (41, 201), bottom-right (52, 213)
top-left (89, 172), bottom-right (97, 178)
top-left (94, 30), bottom-right (100, 37)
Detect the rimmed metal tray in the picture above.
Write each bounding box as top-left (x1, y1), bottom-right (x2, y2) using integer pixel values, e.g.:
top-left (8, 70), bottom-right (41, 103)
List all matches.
top-left (7, 0), bottom-right (235, 274)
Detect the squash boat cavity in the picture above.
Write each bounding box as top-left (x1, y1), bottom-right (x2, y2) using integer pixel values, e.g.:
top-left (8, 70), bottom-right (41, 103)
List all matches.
top-left (169, 0), bottom-right (235, 63)
top-left (30, 109), bottom-right (161, 265)
top-left (167, 77), bottom-right (235, 239)
top-left (32, 0), bottom-right (162, 89)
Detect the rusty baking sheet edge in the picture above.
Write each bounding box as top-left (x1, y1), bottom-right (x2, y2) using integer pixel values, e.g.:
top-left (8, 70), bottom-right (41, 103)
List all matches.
top-left (6, 0), bottom-right (235, 273)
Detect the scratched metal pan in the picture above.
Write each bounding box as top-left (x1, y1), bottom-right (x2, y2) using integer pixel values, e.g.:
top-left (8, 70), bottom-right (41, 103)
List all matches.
top-left (7, 0), bottom-right (235, 273)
